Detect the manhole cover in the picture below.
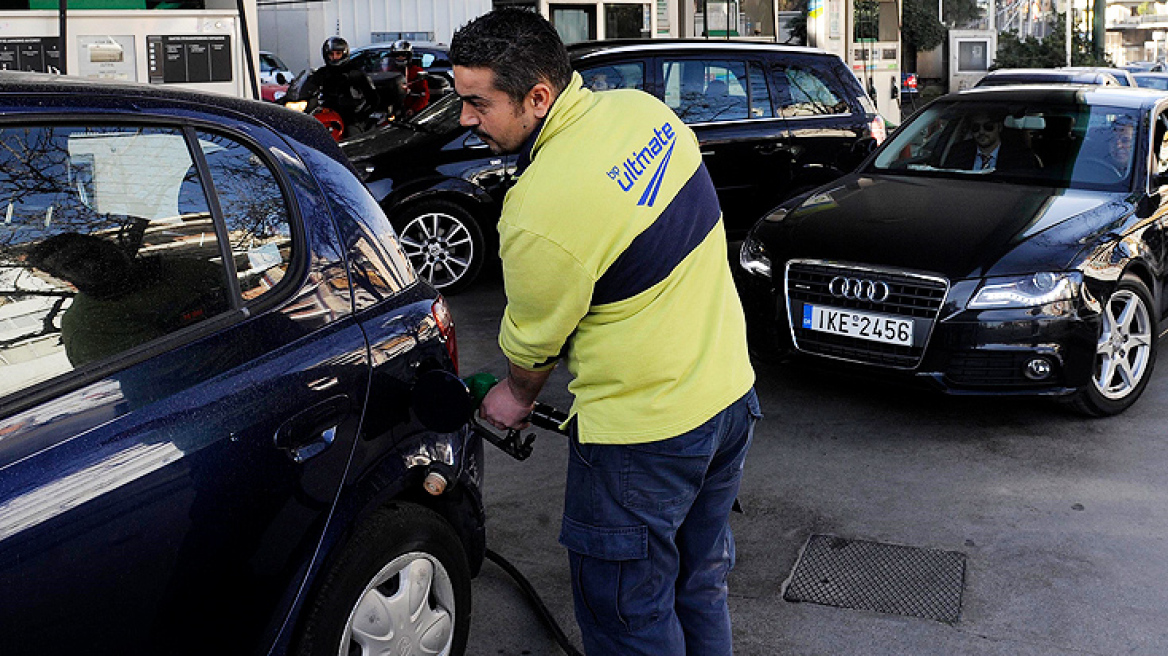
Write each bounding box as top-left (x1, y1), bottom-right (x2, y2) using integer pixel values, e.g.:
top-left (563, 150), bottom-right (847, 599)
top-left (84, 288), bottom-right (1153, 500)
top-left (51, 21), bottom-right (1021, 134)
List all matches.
top-left (783, 534), bottom-right (966, 624)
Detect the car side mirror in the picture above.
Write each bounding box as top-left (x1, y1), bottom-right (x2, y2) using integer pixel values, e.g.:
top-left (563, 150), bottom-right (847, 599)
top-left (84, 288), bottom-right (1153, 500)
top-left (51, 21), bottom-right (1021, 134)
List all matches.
top-left (411, 369), bottom-right (475, 433)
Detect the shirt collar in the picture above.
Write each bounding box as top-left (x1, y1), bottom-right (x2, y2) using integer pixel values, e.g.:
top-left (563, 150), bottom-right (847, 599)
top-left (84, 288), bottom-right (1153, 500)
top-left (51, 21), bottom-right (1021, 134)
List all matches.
top-left (515, 117), bottom-right (545, 176)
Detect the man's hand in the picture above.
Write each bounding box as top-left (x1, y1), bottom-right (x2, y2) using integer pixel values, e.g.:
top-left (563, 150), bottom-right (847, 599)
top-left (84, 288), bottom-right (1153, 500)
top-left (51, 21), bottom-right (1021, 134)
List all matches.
top-left (479, 363), bottom-right (553, 430)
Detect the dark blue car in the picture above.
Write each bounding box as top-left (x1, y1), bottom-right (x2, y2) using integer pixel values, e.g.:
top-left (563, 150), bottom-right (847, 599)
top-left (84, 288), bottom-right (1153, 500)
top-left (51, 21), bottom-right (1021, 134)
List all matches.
top-left (0, 72), bottom-right (482, 655)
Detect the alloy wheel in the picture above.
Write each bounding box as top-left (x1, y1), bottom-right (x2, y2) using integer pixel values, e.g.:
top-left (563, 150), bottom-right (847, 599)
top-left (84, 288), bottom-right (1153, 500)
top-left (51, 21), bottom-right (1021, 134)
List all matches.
top-left (1093, 289), bottom-right (1153, 400)
top-left (339, 552), bottom-right (456, 656)
top-left (398, 211), bottom-right (476, 290)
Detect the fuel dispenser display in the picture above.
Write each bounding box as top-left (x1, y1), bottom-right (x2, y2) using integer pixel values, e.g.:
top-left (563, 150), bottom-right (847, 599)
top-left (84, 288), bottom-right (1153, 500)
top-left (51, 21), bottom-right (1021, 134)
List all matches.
top-left (0, 0), bottom-right (259, 98)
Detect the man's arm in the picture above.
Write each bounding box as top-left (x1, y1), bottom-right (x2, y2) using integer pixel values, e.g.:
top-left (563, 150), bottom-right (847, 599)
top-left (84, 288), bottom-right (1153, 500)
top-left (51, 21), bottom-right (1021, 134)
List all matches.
top-left (479, 361), bottom-right (554, 430)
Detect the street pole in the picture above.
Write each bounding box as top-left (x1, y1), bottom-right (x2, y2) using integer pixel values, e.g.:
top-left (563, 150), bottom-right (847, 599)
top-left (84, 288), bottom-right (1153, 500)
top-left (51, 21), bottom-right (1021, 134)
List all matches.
top-left (1066, 0), bottom-right (1072, 65)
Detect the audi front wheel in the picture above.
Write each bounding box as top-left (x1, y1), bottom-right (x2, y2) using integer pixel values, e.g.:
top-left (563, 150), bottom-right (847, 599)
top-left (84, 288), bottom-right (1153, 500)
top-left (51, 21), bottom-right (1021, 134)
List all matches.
top-left (1067, 274), bottom-right (1157, 417)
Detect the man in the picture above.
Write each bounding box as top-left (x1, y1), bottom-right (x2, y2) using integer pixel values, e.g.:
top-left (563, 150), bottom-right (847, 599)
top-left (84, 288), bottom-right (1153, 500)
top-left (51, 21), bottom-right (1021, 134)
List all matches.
top-left (943, 112), bottom-right (1040, 171)
top-left (1105, 116), bottom-right (1137, 177)
top-left (385, 40), bottom-right (430, 117)
top-left (450, 9), bottom-right (759, 655)
top-left (304, 36), bottom-right (378, 138)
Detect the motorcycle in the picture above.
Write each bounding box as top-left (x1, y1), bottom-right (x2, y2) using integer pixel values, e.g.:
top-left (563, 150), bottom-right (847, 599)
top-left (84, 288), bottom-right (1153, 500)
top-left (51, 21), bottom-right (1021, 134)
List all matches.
top-left (282, 68), bottom-right (407, 142)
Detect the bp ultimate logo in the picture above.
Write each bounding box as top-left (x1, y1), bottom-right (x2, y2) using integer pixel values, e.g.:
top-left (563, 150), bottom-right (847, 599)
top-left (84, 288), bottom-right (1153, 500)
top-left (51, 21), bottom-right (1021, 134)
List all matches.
top-left (606, 122), bottom-right (677, 207)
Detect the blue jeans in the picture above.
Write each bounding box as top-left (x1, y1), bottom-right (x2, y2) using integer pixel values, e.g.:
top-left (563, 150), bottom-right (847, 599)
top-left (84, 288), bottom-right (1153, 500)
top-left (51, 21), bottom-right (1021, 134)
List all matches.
top-left (558, 389), bottom-right (761, 656)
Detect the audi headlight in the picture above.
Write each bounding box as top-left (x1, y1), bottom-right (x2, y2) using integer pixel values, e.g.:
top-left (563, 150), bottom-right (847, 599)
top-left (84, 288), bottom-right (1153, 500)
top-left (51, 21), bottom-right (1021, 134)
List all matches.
top-left (968, 272), bottom-right (1081, 309)
top-left (739, 231), bottom-right (771, 278)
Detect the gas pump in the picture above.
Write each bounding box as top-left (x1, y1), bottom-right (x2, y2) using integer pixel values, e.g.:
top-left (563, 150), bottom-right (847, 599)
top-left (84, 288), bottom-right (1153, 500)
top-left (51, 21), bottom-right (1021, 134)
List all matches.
top-left (0, 0), bottom-right (260, 99)
top-left (805, 0), bottom-right (902, 124)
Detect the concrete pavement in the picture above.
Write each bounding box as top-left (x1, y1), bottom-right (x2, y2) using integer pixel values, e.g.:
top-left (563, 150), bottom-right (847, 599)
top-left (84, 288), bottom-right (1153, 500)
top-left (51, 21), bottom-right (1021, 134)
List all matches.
top-left (449, 276), bottom-right (1168, 656)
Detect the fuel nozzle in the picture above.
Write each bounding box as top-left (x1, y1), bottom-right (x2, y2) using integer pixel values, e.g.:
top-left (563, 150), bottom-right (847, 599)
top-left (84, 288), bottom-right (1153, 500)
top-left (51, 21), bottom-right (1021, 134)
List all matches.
top-left (462, 372), bottom-right (569, 461)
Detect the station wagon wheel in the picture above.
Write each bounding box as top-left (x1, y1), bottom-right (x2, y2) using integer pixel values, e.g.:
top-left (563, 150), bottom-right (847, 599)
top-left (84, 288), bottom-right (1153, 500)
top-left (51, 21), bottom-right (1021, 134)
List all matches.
top-left (295, 503), bottom-right (471, 656)
top-left (1068, 275), bottom-right (1157, 417)
top-left (394, 200), bottom-right (484, 295)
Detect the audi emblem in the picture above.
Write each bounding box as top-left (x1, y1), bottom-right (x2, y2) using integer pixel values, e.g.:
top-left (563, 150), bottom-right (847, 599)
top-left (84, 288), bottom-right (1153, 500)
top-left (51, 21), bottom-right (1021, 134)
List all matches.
top-left (828, 276), bottom-right (891, 302)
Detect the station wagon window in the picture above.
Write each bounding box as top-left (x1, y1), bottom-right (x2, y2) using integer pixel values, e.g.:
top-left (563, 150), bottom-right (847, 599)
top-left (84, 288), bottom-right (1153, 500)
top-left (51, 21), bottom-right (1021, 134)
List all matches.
top-left (775, 65), bottom-right (850, 117)
top-left (578, 62), bottom-right (645, 91)
top-left (0, 125), bottom-right (233, 396)
top-left (195, 131), bottom-right (293, 302)
top-left (663, 59), bottom-right (758, 123)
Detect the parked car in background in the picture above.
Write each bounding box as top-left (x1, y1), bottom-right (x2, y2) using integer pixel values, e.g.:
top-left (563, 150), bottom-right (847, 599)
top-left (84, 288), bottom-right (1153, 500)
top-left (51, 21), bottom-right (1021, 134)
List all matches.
top-left (1124, 61), bottom-right (1166, 73)
top-left (976, 67), bottom-right (1122, 87)
top-left (348, 39), bottom-right (884, 294)
top-left (0, 72), bottom-right (482, 655)
top-left (569, 40), bottom-right (885, 233)
top-left (342, 93), bottom-right (513, 294)
top-left (1062, 66), bottom-right (1138, 86)
top-left (1133, 72), bottom-right (1168, 90)
top-left (260, 80), bottom-right (289, 103)
top-left (259, 49), bottom-right (293, 85)
top-left (350, 41), bottom-right (455, 104)
top-left (738, 85), bottom-right (1168, 416)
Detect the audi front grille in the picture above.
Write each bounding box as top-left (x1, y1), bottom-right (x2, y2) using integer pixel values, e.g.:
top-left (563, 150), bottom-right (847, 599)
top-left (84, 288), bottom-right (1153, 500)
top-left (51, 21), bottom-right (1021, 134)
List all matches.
top-left (785, 260), bottom-right (949, 368)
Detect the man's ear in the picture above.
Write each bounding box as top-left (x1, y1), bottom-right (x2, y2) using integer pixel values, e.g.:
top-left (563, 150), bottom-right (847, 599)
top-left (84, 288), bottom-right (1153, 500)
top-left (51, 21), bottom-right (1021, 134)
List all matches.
top-left (529, 82), bottom-right (556, 119)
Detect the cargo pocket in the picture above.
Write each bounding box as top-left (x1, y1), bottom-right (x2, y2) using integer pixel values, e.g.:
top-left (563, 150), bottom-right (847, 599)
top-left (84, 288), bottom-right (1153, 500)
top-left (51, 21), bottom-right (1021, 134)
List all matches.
top-left (559, 515), bottom-right (658, 633)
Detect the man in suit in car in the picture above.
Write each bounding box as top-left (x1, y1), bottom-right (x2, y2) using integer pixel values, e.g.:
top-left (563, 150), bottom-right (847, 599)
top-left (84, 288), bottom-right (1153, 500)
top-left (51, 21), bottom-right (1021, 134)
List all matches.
top-left (943, 112), bottom-right (1041, 171)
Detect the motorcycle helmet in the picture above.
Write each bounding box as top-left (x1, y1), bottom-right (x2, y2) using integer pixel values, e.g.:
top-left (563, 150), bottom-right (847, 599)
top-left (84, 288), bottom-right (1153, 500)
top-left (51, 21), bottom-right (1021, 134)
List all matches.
top-left (322, 36), bottom-right (349, 66)
top-left (390, 40), bottom-right (413, 61)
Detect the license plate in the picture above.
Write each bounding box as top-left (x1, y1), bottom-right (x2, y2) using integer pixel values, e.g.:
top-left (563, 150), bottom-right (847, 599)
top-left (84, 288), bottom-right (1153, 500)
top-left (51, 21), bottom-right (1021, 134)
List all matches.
top-left (802, 304), bottom-right (913, 346)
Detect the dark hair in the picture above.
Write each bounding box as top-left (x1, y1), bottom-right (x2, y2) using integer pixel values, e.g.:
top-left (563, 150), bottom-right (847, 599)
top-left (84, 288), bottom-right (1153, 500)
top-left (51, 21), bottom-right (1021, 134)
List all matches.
top-left (449, 8), bottom-right (574, 105)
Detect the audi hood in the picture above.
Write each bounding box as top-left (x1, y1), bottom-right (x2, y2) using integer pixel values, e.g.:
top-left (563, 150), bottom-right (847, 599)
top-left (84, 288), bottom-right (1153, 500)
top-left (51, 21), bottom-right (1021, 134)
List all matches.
top-left (754, 174), bottom-right (1133, 280)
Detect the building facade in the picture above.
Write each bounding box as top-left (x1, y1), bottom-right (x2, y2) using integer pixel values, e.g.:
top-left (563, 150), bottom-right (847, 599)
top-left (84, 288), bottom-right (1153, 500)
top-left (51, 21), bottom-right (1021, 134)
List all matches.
top-left (259, 0), bottom-right (796, 75)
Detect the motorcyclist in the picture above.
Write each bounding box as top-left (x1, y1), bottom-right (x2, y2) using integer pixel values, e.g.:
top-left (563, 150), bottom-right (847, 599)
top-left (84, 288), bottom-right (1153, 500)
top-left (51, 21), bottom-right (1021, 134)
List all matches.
top-left (384, 40), bottom-right (430, 117)
top-left (304, 36), bottom-right (378, 137)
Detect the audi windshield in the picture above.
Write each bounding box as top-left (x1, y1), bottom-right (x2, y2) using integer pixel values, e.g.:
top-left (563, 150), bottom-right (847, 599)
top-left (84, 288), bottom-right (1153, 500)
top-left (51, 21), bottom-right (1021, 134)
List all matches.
top-left (870, 99), bottom-right (1141, 192)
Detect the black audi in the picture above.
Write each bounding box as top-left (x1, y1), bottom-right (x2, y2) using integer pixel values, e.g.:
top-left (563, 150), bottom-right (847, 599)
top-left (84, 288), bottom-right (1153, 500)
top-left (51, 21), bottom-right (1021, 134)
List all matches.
top-left (737, 85), bottom-right (1168, 416)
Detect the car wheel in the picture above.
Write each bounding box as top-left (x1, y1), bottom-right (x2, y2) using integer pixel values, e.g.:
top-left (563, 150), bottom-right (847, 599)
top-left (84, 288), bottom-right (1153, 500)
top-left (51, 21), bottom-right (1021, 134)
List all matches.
top-left (394, 200), bottom-right (485, 295)
top-left (1068, 275), bottom-right (1157, 417)
top-left (295, 503), bottom-right (471, 656)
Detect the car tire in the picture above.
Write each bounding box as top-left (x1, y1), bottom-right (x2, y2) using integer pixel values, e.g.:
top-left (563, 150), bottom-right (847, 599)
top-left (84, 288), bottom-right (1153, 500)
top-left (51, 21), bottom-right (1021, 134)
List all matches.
top-left (295, 503), bottom-right (471, 656)
top-left (1067, 274), bottom-right (1157, 417)
top-left (393, 200), bottom-right (485, 295)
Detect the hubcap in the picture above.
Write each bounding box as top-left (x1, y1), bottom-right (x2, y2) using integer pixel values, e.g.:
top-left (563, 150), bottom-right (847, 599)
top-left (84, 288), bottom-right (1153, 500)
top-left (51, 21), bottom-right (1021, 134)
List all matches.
top-left (1093, 289), bottom-right (1152, 400)
top-left (340, 552), bottom-right (456, 656)
top-left (398, 212), bottom-right (475, 289)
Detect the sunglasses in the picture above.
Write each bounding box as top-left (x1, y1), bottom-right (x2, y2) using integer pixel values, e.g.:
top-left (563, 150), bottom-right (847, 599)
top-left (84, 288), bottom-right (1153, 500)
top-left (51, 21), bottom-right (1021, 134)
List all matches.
top-left (970, 121), bottom-right (998, 132)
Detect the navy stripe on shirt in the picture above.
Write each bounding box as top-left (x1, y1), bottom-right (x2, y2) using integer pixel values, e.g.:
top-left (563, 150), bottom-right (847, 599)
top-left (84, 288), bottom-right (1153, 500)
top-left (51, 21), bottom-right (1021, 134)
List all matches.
top-left (593, 163), bottom-right (720, 306)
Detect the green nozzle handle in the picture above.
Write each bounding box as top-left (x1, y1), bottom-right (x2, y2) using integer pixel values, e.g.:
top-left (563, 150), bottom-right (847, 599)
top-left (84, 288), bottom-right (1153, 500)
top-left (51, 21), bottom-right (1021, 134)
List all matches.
top-left (463, 372), bottom-right (500, 408)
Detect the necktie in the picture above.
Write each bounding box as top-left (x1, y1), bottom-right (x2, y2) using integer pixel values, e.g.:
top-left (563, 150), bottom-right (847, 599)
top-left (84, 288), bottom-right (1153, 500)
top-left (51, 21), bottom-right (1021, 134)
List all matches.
top-left (979, 152), bottom-right (993, 169)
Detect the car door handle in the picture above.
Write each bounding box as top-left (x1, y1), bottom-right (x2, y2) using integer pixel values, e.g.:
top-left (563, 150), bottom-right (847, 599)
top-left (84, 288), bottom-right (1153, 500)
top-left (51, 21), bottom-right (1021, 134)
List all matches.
top-left (274, 394), bottom-right (351, 463)
top-left (700, 149), bottom-right (715, 156)
top-left (755, 142), bottom-right (783, 155)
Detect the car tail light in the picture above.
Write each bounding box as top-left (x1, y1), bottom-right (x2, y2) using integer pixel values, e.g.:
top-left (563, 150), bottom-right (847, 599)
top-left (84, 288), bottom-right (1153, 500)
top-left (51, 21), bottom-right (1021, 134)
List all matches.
top-left (432, 296), bottom-right (458, 375)
top-left (870, 115), bottom-right (887, 145)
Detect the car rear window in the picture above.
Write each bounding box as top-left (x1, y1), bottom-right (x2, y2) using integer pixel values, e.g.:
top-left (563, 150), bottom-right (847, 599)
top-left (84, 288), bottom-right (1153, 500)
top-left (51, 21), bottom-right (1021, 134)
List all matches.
top-left (579, 61), bottom-right (645, 91)
top-left (0, 125), bottom-right (235, 392)
top-left (0, 124), bottom-right (302, 399)
top-left (775, 64), bottom-right (850, 117)
top-left (195, 131), bottom-right (293, 303)
top-left (662, 58), bottom-right (770, 123)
